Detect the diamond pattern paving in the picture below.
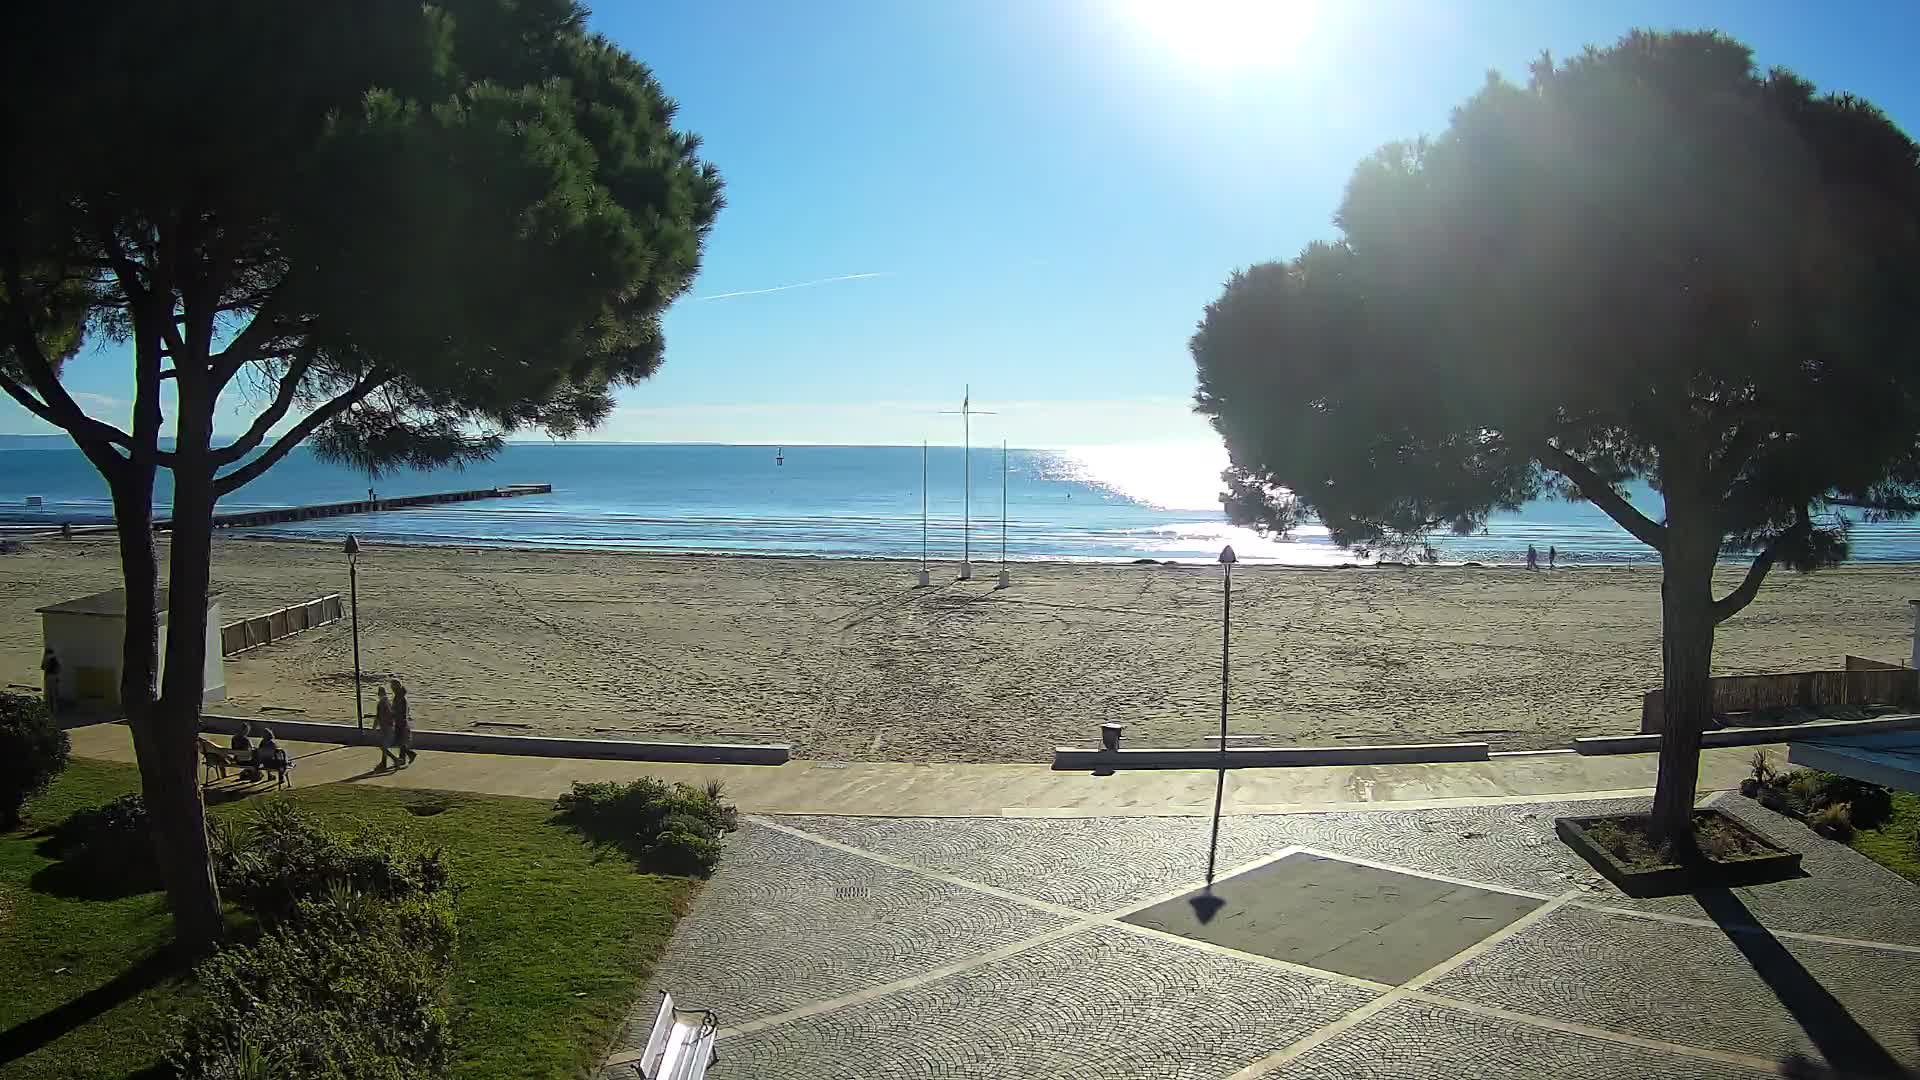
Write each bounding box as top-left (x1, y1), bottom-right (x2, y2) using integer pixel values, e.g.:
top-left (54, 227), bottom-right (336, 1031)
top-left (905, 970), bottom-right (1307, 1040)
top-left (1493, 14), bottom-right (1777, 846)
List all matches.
top-left (1428, 903), bottom-right (1920, 1072)
top-left (1271, 998), bottom-right (1775, 1080)
top-left (616, 820), bottom-right (1069, 1034)
top-left (711, 925), bottom-right (1378, 1080)
top-left (605, 799), bottom-right (1920, 1080)
top-left (1123, 852), bottom-right (1542, 984)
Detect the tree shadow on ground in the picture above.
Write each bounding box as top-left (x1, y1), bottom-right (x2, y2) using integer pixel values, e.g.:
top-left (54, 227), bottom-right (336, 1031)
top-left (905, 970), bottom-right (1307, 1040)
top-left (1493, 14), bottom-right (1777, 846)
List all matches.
top-left (1693, 888), bottom-right (1912, 1078)
top-left (0, 946), bottom-right (187, 1066)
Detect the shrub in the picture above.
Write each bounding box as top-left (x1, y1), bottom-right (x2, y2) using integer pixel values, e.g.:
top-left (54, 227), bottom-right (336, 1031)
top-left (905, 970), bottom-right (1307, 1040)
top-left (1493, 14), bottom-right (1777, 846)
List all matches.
top-left (555, 777), bottom-right (737, 877)
top-left (43, 793), bottom-right (160, 892)
top-left (172, 891), bottom-right (456, 1079)
top-left (1806, 774), bottom-right (1894, 831)
top-left (0, 691), bottom-right (69, 829)
top-left (215, 799), bottom-right (449, 925)
top-left (1810, 803), bottom-right (1856, 843)
top-left (1748, 749), bottom-right (1777, 787)
top-left (173, 804), bottom-right (458, 1080)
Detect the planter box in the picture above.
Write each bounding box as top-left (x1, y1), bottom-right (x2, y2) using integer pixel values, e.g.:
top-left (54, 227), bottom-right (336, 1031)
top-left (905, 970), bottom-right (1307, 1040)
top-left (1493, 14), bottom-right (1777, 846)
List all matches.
top-left (1556, 809), bottom-right (1803, 898)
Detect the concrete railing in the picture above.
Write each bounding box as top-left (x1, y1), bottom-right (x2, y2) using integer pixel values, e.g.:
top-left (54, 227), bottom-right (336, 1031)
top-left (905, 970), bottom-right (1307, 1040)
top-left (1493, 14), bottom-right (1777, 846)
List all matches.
top-left (1578, 713), bottom-right (1920, 756)
top-left (1052, 741), bottom-right (1490, 772)
top-left (196, 714), bottom-right (790, 766)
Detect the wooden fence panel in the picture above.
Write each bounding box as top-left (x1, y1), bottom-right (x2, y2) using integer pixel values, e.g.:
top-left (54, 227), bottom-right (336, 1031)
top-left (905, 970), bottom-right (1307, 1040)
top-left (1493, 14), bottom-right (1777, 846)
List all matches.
top-left (220, 594), bottom-right (349, 655)
top-left (1642, 668), bottom-right (1920, 732)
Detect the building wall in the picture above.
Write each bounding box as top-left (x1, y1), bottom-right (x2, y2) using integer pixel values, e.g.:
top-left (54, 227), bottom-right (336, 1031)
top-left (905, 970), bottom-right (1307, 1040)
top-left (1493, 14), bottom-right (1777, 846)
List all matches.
top-left (41, 602), bottom-right (228, 709)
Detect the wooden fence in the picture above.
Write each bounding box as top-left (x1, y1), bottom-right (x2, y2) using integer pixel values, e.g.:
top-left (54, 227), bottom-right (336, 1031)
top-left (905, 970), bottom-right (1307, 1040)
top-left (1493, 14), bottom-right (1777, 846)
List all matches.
top-left (1641, 667), bottom-right (1919, 733)
top-left (220, 594), bottom-right (344, 657)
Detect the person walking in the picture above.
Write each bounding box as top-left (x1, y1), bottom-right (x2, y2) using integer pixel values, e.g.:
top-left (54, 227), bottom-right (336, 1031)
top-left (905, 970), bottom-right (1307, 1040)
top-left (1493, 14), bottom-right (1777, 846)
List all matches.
top-left (390, 679), bottom-right (416, 767)
top-left (40, 648), bottom-right (61, 719)
top-left (1548, 544), bottom-right (1557, 570)
top-left (374, 685), bottom-right (397, 770)
top-left (1526, 543), bottom-right (1538, 570)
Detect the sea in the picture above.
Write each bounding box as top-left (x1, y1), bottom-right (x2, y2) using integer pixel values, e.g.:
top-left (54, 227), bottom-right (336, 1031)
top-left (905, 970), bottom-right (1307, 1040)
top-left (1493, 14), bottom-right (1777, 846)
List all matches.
top-left (5, 439), bottom-right (1920, 566)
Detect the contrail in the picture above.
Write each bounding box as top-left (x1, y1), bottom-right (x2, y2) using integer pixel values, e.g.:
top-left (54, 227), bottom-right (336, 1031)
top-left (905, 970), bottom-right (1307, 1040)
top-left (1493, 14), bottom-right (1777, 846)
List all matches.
top-left (692, 272), bottom-right (889, 302)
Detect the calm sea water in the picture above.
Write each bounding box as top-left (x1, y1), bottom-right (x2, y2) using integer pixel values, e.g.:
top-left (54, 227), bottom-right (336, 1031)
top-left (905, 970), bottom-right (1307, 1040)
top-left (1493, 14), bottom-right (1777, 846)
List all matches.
top-left (5, 440), bottom-right (1920, 565)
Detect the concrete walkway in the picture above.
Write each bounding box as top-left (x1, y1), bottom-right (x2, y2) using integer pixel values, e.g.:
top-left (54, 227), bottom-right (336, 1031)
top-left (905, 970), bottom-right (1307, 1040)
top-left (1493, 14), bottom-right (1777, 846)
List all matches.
top-left (69, 722), bottom-right (1766, 817)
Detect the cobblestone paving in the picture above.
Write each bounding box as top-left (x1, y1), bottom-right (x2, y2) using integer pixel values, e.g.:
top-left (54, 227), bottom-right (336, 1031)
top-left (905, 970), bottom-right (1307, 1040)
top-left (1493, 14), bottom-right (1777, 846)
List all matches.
top-left (618, 820), bottom-right (1070, 1032)
top-left (711, 925), bottom-right (1377, 1080)
top-left (604, 798), bottom-right (1920, 1079)
top-left (1428, 903), bottom-right (1920, 1070)
top-left (1599, 796), bottom-right (1920, 946)
top-left (1272, 998), bottom-right (1775, 1079)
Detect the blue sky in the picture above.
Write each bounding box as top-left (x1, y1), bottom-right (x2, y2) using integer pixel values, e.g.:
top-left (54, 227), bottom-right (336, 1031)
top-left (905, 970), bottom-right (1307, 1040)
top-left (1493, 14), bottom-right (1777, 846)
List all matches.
top-left (10, 0), bottom-right (1918, 448)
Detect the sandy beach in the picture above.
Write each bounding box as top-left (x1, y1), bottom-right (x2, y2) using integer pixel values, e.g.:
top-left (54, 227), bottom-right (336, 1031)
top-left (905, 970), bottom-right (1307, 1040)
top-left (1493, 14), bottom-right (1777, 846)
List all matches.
top-left (1, 537), bottom-right (1913, 762)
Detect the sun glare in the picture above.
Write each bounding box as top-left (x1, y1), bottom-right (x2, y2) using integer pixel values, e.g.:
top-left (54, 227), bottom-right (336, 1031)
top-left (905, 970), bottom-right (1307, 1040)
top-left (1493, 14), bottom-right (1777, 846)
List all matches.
top-left (1125, 0), bottom-right (1313, 71)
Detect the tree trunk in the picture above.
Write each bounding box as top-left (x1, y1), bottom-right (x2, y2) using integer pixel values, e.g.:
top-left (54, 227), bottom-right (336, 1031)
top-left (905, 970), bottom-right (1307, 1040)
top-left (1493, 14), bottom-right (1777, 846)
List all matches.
top-left (1650, 531), bottom-right (1719, 856)
top-left (151, 390), bottom-right (226, 952)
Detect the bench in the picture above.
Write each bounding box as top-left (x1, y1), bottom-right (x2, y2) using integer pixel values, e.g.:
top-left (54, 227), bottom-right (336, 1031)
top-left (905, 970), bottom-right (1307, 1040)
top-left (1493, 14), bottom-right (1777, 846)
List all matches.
top-left (604, 993), bottom-right (717, 1079)
top-left (198, 739), bottom-right (293, 789)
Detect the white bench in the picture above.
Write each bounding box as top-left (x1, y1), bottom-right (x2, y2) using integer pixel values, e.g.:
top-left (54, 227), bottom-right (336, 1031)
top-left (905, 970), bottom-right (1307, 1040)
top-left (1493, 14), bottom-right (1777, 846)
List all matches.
top-left (604, 993), bottom-right (716, 1079)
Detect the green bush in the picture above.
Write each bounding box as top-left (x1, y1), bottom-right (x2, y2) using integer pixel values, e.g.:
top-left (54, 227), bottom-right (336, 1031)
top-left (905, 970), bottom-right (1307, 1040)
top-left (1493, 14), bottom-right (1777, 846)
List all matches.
top-left (1805, 773), bottom-right (1894, 831)
top-left (1811, 802), bottom-right (1856, 843)
top-left (215, 799), bottom-right (449, 925)
top-left (0, 691), bottom-right (69, 829)
top-left (173, 890), bottom-right (456, 1079)
top-left (43, 792), bottom-right (160, 892)
top-left (174, 805), bottom-right (458, 1079)
top-left (555, 777), bottom-right (737, 877)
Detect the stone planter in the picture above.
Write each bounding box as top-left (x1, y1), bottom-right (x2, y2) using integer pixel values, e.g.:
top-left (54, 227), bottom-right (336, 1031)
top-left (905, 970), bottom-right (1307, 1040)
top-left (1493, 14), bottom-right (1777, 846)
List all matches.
top-left (1556, 809), bottom-right (1803, 898)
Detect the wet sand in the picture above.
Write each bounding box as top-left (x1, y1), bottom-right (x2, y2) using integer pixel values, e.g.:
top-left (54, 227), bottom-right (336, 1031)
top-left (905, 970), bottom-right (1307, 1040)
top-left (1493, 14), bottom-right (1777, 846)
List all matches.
top-left (1, 537), bottom-right (1913, 762)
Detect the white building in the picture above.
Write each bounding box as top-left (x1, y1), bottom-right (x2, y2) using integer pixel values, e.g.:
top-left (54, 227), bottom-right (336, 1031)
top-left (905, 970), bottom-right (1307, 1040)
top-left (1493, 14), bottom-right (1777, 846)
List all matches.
top-left (37, 587), bottom-right (225, 711)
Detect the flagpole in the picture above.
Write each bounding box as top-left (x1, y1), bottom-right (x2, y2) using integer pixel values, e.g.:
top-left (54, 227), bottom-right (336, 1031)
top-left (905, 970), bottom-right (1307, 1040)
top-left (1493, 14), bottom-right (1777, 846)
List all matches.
top-left (962, 385), bottom-right (972, 580)
top-left (917, 441), bottom-right (930, 587)
top-left (996, 440), bottom-right (1010, 589)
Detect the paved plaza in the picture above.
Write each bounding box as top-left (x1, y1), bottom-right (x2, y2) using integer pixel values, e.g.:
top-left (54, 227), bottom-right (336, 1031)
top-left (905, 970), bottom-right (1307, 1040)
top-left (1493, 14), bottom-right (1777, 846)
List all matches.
top-left (603, 794), bottom-right (1920, 1079)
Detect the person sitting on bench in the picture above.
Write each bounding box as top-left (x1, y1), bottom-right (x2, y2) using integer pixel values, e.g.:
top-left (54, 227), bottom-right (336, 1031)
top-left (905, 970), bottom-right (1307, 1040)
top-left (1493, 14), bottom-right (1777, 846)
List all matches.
top-left (231, 721), bottom-right (255, 753)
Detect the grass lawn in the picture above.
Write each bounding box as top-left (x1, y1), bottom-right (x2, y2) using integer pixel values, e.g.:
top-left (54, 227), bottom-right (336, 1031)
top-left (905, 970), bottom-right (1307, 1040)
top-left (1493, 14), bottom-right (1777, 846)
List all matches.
top-left (1851, 789), bottom-right (1920, 884)
top-left (1, 759), bottom-right (695, 1079)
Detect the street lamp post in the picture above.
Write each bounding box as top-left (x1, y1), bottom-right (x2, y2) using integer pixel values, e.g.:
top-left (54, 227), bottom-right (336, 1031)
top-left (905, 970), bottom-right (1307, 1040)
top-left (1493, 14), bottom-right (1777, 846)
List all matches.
top-left (1205, 544), bottom-right (1236, 886)
top-left (345, 534), bottom-right (364, 733)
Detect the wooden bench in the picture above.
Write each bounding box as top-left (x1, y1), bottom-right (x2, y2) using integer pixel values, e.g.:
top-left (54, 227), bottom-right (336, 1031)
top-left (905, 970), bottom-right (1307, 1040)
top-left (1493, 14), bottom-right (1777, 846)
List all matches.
top-left (604, 993), bottom-right (716, 1079)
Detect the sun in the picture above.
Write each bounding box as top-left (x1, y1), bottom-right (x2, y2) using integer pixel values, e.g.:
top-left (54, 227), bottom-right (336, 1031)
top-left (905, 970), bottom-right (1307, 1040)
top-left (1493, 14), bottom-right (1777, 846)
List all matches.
top-left (1124, 0), bottom-right (1313, 72)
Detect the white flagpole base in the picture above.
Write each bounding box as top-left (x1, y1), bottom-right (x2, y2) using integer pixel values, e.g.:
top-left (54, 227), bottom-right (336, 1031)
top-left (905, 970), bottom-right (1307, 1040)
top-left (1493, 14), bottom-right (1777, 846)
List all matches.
top-left (995, 569), bottom-right (1010, 589)
top-left (916, 568), bottom-right (931, 587)
top-left (959, 561), bottom-right (973, 581)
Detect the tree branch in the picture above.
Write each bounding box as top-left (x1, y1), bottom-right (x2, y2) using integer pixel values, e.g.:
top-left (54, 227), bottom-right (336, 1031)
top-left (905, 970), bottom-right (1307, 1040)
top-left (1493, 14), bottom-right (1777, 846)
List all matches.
top-left (1707, 423), bottom-right (1760, 496)
top-left (210, 347), bottom-right (317, 466)
top-left (0, 255), bottom-right (151, 466)
top-left (213, 370), bottom-right (389, 496)
top-left (210, 285), bottom-right (292, 388)
top-left (1535, 440), bottom-right (1668, 552)
top-left (1712, 507), bottom-right (1811, 624)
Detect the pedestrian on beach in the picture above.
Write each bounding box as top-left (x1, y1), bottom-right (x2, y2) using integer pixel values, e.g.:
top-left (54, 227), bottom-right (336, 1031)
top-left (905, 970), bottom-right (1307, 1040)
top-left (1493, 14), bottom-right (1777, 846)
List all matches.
top-left (374, 685), bottom-right (398, 770)
top-left (1549, 545), bottom-right (1557, 570)
top-left (390, 679), bottom-right (416, 767)
top-left (1526, 544), bottom-right (1538, 570)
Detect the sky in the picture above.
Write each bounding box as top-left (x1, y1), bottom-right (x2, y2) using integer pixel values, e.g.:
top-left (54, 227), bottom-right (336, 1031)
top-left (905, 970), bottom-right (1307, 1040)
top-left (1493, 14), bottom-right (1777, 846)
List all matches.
top-left (9, 0), bottom-right (1920, 449)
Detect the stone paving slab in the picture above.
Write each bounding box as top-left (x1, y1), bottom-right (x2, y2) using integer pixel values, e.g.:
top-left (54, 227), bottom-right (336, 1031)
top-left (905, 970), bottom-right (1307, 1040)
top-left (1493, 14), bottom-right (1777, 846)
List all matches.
top-left (707, 924), bottom-right (1378, 1080)
top-left (1124, 853), bottom-right (1542, 984)
top-left (1427, 903), bottom-right (1920, 1072)
top-left (1270, 998), bottom-right (1776, 1079)
top-left (614, 821), bottom-right (1070, 1036)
